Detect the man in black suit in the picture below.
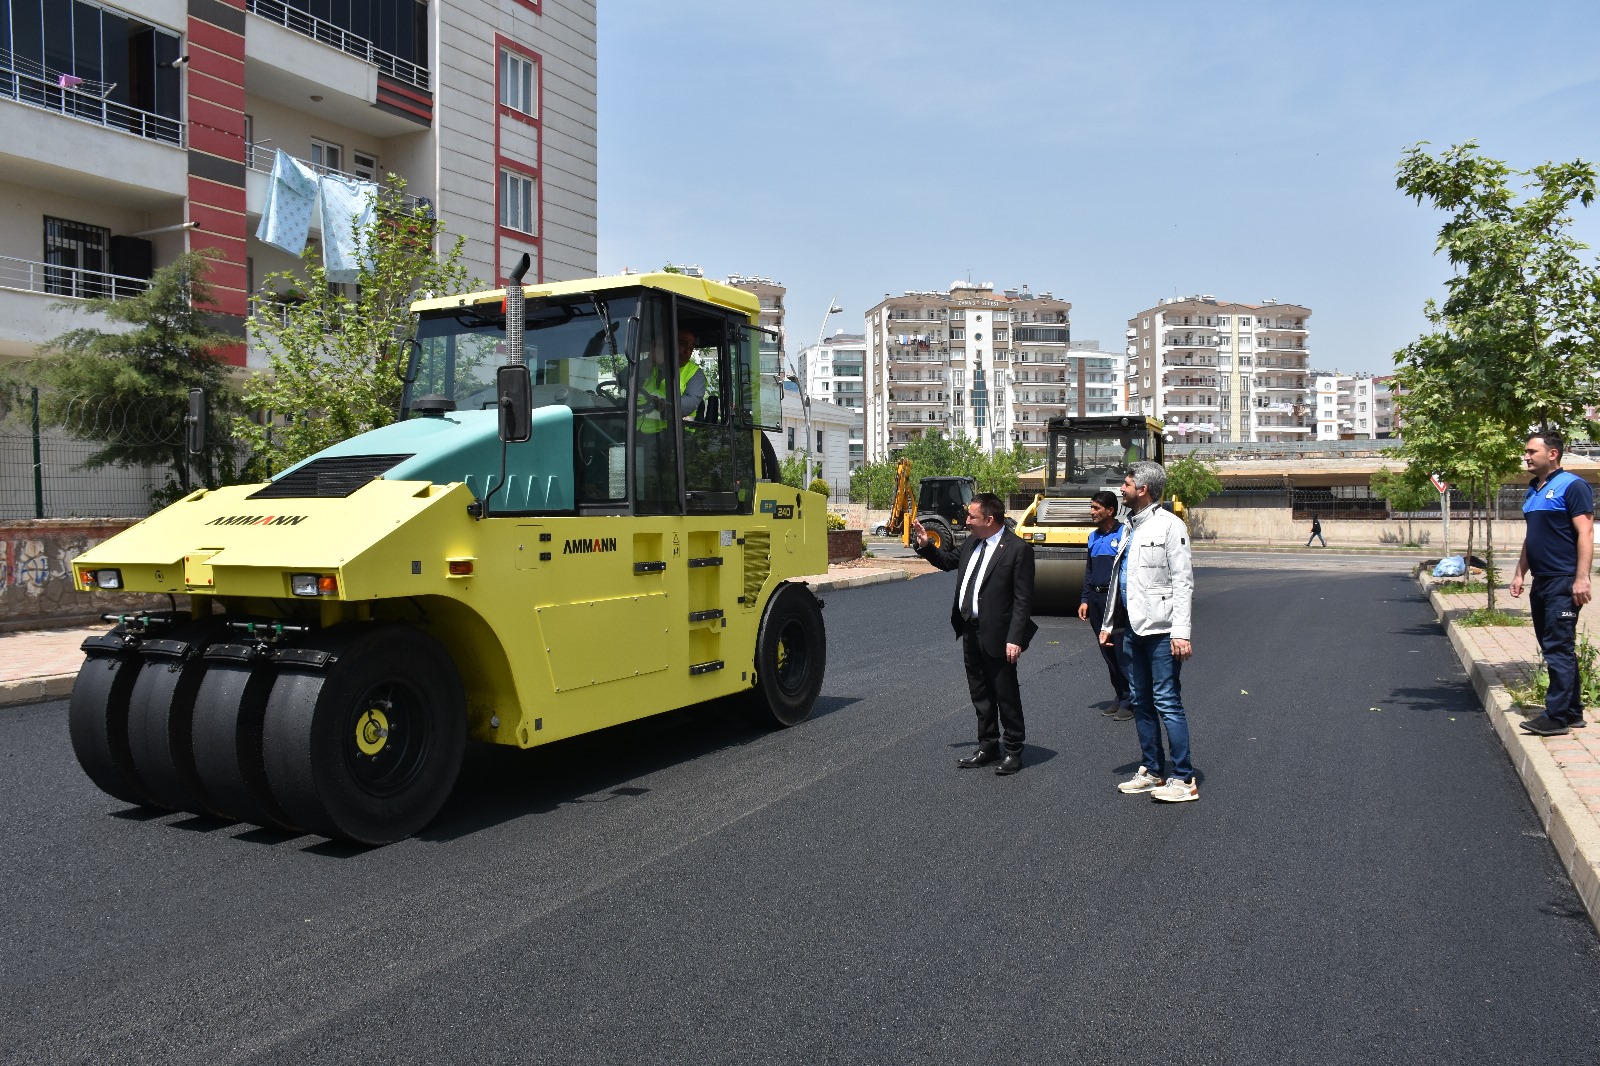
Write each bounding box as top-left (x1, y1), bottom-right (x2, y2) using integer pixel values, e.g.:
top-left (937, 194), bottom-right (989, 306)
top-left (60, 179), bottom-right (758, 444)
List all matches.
top-left (913, 492), bottom-right (1038, 775)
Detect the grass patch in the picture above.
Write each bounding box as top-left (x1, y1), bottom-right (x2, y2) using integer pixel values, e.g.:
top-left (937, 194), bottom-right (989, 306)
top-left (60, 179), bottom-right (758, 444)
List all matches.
top-left (1506, 632), bottom-right (1600, 708)
top-left (1438, 580), bottom-right (1492, 595)
top-left (1458, 607), bottom-right (1528, 627)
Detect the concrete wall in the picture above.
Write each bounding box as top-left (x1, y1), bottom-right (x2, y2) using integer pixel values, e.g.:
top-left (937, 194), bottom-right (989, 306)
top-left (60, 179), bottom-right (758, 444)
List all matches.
top-left (1, 519), bottom-right (176, 631)
top-left (1188, 507), bottom-right (1527, 551)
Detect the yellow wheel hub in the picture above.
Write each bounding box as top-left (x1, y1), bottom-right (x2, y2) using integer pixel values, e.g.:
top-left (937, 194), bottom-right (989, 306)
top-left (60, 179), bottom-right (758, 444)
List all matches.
top-left (356, 706), bottom-right (391, 756)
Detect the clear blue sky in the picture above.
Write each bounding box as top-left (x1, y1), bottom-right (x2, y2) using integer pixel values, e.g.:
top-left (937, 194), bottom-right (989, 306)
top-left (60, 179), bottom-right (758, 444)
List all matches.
top-left (595, 0), bottom-right (1600, 377)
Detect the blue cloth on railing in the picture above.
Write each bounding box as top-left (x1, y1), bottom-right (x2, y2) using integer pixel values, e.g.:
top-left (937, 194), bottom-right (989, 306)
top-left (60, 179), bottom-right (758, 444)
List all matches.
top-left (255, 150), bottom-right (319, 255)
top-left (318, 174), bottom-right (377, 283)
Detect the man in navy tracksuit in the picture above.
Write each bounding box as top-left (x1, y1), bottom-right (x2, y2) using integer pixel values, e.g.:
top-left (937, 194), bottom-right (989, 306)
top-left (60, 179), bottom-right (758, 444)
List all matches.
top-left (1078, 490), bottom-right (1132, 719)
top-left (1511, 430), bottom-right (1594, 736)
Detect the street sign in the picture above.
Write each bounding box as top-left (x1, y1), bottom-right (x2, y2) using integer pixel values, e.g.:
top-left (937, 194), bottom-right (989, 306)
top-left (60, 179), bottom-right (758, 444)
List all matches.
top-left (1430, 473), bottom-right (1449, 494)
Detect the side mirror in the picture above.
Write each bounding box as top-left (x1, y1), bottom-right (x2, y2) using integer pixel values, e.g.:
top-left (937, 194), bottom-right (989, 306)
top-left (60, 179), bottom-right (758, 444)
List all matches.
top-left (185, 388), bottom-right (206, 455)
top-left (497, 364), bottom-right (532, 443)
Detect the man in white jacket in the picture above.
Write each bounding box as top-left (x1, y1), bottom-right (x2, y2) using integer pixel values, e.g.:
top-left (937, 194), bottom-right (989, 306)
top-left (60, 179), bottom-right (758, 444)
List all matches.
top-left (1099, 461), bottom-right (1198, 802)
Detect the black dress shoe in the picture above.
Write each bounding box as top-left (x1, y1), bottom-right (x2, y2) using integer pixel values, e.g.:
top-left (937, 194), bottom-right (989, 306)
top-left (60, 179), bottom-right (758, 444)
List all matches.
top-left (958, 747), bottom-right (1000, 768)
top-left (994, 752), bottom-right (1023, 776)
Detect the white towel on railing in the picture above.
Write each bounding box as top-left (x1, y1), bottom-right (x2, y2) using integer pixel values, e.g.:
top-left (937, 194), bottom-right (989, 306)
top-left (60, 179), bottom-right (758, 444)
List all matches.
top-left (255, 149), bottom-right (319, 255)
top-left (318, 174), bottom-right (377, 283)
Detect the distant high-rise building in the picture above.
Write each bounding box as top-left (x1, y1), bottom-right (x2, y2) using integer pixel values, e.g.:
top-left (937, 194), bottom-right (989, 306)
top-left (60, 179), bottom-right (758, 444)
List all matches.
top-left (864, 281), bottom-right (1101, 462)
top-left (796, 332), bottom-right (866, 469)
top-left (1313, 373), bottom-right (1388, 440)
top-left (1126, 297), bottom-right (1312, 443)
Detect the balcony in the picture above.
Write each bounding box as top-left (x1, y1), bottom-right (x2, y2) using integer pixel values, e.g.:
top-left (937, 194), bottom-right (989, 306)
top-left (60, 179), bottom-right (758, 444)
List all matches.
top-left (245, 144), bottom-right (430, 217)
top-left (1164, 336), bottom-right (1220, 347)
top-left (1255, 340), bottom-right (1308, 352)
top-left (244, 1), bottom-right (431, 139)
top-left (0, 68), bottom-right (188, 208)
top-left (1166, 400), bottom-right (1220, 411)
top-left (1166, 377), bottom-right (1218, 390)
top-left (0, 257), bottom-right (146, 358)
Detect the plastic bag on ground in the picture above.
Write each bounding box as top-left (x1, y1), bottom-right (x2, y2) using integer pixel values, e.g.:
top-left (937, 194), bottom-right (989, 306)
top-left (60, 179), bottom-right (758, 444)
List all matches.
top-left (1433, 555), bottom-right (1466, 577)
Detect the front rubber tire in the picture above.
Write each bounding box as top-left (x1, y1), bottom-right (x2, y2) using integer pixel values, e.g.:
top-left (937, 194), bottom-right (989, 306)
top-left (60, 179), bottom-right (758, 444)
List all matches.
top-left (192, 660), bottom-right (299, 832)
top-left (748, 583), bottom-right (827, 728)
top-left (125, 622), bottom-right (227, 817)
top-left (261, 625), bottom-right (466, 845)
top-left (68, 636), bottom-right (154, 808)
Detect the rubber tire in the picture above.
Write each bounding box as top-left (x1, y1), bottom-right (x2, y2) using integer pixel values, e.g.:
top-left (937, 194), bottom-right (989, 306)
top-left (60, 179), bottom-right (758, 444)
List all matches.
top-left (748, 583), bottom-right (827, 728)
top-left (920, 515), bottom-right (956, 551)
top-left (126, 622), bottom-right (227, 816)
top-left (261, 625), bottom-right (466, 845)
top-left (68, 641), bottom-right (156, 808)
top-left (191, 661), bottom-right (299, 832)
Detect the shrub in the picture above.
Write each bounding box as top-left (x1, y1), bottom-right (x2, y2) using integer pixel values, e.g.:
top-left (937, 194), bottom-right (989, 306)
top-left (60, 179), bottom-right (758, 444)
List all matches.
top-left (826, 512), bottom-right (846, 530)
top-left (809, 477), bottom-right (831, 497)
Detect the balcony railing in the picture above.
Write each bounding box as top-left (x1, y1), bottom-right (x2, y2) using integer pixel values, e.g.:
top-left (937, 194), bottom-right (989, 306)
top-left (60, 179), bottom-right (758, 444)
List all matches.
top-left (0, 255), bottom-right (150, 301)
top-left (246, 143), bottom-right (428, 210)
top-left (0, 66), bottom-right (184, 147)
top-left (246, 0), bottom-right (429, 91)
top-left (1165, 335), bottom-right (1220, 347)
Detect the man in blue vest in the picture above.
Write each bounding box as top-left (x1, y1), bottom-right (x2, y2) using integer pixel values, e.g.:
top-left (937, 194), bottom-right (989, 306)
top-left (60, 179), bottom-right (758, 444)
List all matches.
top-left (1511, 430), bottom-right (1594, 736)
top-left (1078, 490), bottom-right (1132, 720)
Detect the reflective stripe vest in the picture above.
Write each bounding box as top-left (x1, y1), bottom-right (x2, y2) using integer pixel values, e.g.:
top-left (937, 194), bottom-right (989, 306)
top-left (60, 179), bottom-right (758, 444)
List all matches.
top-left (637, 361), bottom-right (699, 434)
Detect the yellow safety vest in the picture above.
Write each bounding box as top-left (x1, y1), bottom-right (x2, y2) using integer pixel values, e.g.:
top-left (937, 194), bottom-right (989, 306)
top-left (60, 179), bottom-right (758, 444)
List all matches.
top-left (637, 361), bottom-right (699, 434)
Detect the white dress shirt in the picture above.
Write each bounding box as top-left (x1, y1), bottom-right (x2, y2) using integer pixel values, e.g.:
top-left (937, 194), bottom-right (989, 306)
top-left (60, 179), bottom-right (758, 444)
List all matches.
top-left (957, 528), bottom-right (1005, 619)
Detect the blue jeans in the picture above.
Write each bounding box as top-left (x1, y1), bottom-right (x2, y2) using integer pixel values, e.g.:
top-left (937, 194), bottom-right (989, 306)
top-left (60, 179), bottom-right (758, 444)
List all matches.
top-left (1122, 630), bottom-right (1193, 782)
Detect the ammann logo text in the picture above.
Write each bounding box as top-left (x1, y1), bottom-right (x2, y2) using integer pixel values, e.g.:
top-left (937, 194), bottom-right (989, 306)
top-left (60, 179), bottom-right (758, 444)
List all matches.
top-left (205, 515), bottom-right (308, 526)
top-left (563, 537), bottom-right (618, 555)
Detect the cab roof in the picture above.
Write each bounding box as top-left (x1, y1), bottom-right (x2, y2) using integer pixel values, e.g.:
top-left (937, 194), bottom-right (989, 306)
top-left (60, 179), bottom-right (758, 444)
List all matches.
top-left (409, 271), bottom-right (761, 319)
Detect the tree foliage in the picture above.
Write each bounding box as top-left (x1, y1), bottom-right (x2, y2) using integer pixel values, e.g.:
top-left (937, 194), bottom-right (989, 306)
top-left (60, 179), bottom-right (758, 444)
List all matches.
top-left (2, 250), bottom-right (245, 505)
top-left (849, 433), bottom-right (1036, 506)
top-left (1164, 453), bottom-right (1223, 507)
top-left (1389, 142), bottom-right (1600, 608)
top-left (1370, 466), bottom-right (1440, 546)
top-left (238, 180), bottom-right (475, 473)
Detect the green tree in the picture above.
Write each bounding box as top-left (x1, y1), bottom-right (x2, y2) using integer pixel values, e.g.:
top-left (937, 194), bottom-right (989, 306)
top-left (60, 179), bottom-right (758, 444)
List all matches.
top-left (2, 250), bottom-right (244, 505)
top-left (1392, 142), bottom-right (1600, 608)
top-left (779, 449), bottom-right (809, 489)
top-left (1163, 452), bottom-right (1222, 508)
top-left (849, 457), bottom-right (898, 507)
top-left (1370, 466), bottom-right (1438, 547)
top-left (239, 179), bottom-right (475, 473)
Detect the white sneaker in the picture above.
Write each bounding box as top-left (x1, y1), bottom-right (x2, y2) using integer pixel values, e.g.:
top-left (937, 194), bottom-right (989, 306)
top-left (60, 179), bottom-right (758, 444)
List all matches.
top-left (1117, 767), bottom-right (1164, 794)
top-left (1151, 777), bottom-right (1199, 803)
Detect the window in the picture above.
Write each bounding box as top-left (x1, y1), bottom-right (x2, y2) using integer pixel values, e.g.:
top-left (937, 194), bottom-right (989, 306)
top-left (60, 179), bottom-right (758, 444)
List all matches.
top-left (310, 140), bottom-right (342, 175)
top-left (499, 49), bottom-right (538, 115)
top-left (500, 170), bottom-right (536, 232)
top-left (816, 430), bottom-right (824, 452)
top-left (44, 216), bottom-right (110, 297)
top-left (787, 427), bottom-right (795, 449)
top-left (353, 152), bottom-right (380, 181)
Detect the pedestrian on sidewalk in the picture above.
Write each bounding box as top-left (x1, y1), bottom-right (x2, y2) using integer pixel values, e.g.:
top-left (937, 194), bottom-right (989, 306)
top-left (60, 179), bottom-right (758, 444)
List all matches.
top-left (1511, 430), bottom-right (1594, 736)
top-left (1306, 513), bottom-right (1326, 548)
top-left (1078, 490), bottom-right (1133, 720)
top-left (913, 493), bottom-right (1038, 776)
top-left (1102, 462), bottom-right (1199, 803)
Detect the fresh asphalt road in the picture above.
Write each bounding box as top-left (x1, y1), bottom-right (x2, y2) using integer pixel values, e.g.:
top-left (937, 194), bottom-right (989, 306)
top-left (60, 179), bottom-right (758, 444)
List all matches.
top-left (4, 562), bottom-right (1600, 1064)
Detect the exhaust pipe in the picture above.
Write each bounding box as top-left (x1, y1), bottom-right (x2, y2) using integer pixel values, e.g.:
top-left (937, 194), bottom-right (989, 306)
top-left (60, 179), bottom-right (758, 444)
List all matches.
top-left (504, 253), bottom-right (531, 365)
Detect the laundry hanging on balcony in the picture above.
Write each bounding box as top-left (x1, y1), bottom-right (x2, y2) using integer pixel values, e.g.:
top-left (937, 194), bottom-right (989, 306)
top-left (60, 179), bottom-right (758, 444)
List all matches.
top-left (254, 150), bottom-right (379, 281)
top-left (318, 174), bottom-right (378, 283)
top-left (256, 150), bottom-right (320, 256)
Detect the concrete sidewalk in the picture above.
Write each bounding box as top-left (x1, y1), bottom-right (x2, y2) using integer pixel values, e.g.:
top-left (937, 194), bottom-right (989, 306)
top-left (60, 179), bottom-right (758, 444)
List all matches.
top-left (1420, 574), bottom-right (1600, 934)
top-left (0, 564), bottom-right (919, 708)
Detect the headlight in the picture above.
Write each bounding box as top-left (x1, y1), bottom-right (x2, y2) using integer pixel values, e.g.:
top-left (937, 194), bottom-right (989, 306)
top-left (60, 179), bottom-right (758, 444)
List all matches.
top-left (81, 568), bottom-right (123, 589)
top-left (1031, 533), bottom-right (1047, 542)
top-left (290, 573), bottom-right (339, 597)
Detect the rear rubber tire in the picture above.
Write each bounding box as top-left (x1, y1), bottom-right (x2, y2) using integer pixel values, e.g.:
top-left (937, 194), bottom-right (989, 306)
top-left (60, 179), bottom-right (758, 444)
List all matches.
top-left (192, 661), bottom-right (299, 832)
top-left (262, 625), bottom-right (466, 845)
top-left (68, 638), bottom-right (154, 808)
top-left (920, 515), bottom-right (955, 551)
top-left (126, 622), bottom-right (227, 816)
top-left (748, 583), bottom-right (827, 728)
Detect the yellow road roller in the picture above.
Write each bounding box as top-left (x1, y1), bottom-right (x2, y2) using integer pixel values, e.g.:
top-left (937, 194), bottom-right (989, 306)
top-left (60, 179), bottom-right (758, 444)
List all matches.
top-left (67, 265), bottom-right (829, 844)
top-left (1016, 415), bottom-right (1173, 614)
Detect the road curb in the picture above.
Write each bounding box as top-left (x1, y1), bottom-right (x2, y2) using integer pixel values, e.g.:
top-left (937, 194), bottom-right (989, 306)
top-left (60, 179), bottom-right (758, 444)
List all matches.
top-left (0, 674), bottom-right (75, 708)
top-left (1419, 577), bottom-right (1600, 932)
top-left (804, 568), bottom-right (910, 594)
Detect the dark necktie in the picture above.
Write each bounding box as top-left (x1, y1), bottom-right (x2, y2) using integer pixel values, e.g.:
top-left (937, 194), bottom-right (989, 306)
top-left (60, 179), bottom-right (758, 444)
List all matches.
top-left (961, 539), bottom-right (986, 622)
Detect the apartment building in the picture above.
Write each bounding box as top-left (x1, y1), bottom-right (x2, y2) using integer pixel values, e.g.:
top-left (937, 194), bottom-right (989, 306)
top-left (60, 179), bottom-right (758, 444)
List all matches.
top-left (1313, 373), bottom-right (1392, 440)
top-left (0, 0), bottom-right (597, 372)
top-left (796, 331), bottom-right (865, 469)
top-left (1125, 296), bottom-right (1312, 443)
top-left (863, 281), bottom-right (1086, 463)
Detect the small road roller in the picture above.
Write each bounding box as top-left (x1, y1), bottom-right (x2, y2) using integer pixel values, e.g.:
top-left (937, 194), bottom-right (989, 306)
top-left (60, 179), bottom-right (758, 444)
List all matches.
top-left (67, 268), bottom-right (829, 844)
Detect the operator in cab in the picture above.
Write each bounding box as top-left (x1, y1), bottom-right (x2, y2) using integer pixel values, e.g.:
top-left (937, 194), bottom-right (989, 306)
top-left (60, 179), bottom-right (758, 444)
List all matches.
top-left (637, 326), bottom-right (707, 430)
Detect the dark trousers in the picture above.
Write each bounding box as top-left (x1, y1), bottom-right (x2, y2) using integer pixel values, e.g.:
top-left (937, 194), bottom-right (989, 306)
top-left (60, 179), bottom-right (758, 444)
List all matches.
top-left (1307, 530), bottom-right (1326, 546)
top-left (1531, 574), bottom-right (1584, 723)
top-left (1084, 596), bottom-right (1130, 702)
top-left (962, 625), bottom-right (1025, 753)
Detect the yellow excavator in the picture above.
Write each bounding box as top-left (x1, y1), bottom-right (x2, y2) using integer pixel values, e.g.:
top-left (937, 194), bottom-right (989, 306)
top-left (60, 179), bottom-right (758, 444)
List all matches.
top-left (876, 458), bottom-right (980, 550)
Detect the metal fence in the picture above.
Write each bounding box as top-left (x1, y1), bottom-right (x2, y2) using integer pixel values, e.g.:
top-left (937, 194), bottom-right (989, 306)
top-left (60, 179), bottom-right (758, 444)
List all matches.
top-left (1, 390), bottom-right (180, 519)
